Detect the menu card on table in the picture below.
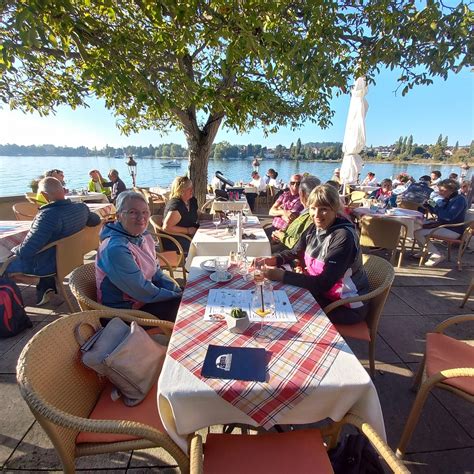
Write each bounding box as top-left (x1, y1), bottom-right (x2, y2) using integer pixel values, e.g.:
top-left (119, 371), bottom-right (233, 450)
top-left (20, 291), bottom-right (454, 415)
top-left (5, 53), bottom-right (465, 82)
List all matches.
top-left (201, 345), bottom-right (267, 382)
top-left (203, 289), bottom-right (297, 322)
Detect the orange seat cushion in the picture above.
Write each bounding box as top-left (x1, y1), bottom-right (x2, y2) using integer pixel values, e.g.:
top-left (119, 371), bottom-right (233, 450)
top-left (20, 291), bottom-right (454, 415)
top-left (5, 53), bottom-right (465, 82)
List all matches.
top-left (76, 382), bottom-right (164, 444)
top-left (335, 321), bottom-right (370, 341)
top-left (203, 430), bottom-right (333, 474)
top-left (426, 333), bottom-right (474, 395)
top-left (158, 251), bottom-right (182, 266)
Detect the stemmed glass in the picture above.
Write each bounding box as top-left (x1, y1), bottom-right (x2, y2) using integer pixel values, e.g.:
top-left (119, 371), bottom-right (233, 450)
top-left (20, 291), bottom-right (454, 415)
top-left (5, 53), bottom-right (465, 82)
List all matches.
top-left (212, 213), bottom-right (221, 235)
top-left (252, 258), bottom-right (274, 340)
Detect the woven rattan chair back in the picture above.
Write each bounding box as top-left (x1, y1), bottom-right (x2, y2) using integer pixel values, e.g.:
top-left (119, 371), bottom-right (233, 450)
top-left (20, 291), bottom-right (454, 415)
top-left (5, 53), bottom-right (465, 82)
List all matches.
top-left (149, 214), bottom-right (164, 233)
top-left (348, 190), bottom-right (367, 206)
top-left (13, 202), bottom-right (39, 221)
top-left (362, 254), bottom-right (395, 338)
top-left (69, 263), bottom-right (157, 318)
top-left (16, 310), bottom-right (186, 473)
top-left (359, 215), bottom-right (407, 267)
top-left (398, 200), bottom-right (420, 211)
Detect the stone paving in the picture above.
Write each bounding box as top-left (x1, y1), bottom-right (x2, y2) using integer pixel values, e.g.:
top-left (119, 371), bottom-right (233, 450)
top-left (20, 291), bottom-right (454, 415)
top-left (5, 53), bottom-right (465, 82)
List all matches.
top-left (0, 251), bottom-right (473, 473)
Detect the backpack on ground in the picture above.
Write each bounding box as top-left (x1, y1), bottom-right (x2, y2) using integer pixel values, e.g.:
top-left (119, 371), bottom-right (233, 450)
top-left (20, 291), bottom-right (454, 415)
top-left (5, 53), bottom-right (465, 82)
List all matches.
top-left (0, 277), bottom-right (32, 338)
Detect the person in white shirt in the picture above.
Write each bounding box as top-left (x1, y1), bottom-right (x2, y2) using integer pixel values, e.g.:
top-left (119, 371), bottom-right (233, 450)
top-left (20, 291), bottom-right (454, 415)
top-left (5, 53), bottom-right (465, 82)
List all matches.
top-left (265, 168), bottom-right (279, 187)
top-left (361, 172), bottom-right (378, 187)
top-left (246, 171), bottom-right (267, 212)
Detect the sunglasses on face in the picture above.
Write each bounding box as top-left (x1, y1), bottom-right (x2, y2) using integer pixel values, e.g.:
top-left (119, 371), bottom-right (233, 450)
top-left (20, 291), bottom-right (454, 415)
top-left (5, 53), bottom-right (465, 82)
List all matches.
top-left (290, 181), bottom-right (301, 186)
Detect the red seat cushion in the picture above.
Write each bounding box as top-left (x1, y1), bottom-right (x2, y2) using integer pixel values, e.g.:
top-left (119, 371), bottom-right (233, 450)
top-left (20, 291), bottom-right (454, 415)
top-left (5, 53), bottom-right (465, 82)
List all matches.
top-left (203, 430), bottom-right (333, 474)
top-left (76, 382), bottom-right (163, 444)
top-left (426, 333), bottom-right (474, 395)
top-left (335, 321), bottom-right (370, 341)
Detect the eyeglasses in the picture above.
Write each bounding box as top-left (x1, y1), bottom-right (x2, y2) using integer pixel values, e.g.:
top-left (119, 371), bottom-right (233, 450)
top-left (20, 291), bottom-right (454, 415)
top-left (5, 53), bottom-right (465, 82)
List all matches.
top-left (290, 181), bottom-right (301, 186)
top-left (122, 209), bottom-right (151, 219)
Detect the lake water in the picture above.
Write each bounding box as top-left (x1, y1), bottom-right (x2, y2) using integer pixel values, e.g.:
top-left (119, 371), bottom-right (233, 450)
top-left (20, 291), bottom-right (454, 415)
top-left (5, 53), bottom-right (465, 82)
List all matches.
top-left (0, 155), bottom-right (469, 197)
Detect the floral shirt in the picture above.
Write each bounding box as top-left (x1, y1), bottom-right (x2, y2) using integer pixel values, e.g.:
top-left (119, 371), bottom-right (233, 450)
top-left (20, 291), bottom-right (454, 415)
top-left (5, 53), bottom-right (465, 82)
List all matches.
top-left (272, 191), bottom-right (304, 231)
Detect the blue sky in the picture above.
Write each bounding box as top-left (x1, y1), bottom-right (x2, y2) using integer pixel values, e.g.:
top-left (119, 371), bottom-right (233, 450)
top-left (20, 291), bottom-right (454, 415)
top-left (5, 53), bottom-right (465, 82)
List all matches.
top-left (0, 67), bottom-right (472, 149)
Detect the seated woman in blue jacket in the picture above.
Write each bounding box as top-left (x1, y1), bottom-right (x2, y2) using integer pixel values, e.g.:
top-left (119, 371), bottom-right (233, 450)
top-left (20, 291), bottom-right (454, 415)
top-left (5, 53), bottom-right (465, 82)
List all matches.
top-left (96, 191), bottom-right (182, 321)
top-left (414, 179), bottom-right (468, 267)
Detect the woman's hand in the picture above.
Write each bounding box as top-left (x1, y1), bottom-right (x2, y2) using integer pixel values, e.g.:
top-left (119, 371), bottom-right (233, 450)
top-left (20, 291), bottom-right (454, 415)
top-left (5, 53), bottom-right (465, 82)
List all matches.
top-left (263, 256), bottom-right (277, 267)
top-left (264, 267), bottom-right (284, 282)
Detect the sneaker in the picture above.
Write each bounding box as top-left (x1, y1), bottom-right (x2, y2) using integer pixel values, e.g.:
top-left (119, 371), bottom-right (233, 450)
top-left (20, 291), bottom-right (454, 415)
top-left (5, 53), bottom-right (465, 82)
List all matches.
top-left (36, 288), bottom-right (55, 306)
top-left (424, 254), bottom-right (446, 267)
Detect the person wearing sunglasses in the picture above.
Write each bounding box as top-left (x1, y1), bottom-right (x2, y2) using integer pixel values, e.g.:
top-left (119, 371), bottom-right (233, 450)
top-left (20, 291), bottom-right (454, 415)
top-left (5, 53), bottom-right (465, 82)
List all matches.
top-left (265, 174), bottom-right (304, 237)
top-left (96, 191), bottom-right (182, 321)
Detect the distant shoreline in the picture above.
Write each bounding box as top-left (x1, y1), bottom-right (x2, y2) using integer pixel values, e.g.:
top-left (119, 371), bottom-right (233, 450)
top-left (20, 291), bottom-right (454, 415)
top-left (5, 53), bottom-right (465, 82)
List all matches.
top-left (0, 155), bottom-right (465, 167)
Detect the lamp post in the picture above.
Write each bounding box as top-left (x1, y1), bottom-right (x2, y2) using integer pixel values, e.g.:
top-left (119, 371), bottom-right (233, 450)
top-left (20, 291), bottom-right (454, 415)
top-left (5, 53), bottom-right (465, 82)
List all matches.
top-left (126, 155), bottom-right (137, 187)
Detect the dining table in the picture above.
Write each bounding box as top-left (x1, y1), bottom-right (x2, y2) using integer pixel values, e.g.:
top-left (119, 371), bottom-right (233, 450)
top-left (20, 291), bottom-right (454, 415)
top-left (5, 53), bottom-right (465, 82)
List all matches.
top-left (86, 202), bottom-right (116, 219)
top-left (158, 256), bottom-right (386, 453)
top-left (66, 191), bottom-right (109, 204)
top-left (352, 206), bottom-right (424, 239)
top-left (185, 216), bottom-right (271, 270)
top-left (210, 196), bottom-right (251, 214)
top-left (0, 220), bottom-right (32, 263)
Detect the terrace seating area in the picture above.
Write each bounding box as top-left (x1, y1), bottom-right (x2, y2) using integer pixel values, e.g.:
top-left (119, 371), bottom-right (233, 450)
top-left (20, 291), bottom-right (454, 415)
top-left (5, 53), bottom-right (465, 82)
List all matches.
top-left (0, 248), bottom-right (473, 473)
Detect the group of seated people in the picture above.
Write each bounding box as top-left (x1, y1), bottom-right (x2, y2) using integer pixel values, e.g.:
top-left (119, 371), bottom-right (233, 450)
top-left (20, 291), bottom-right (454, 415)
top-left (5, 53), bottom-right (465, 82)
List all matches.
top-left (34, 168), bottom-right (128, 206)
top-left (11, 165), bottom-right (471, 325)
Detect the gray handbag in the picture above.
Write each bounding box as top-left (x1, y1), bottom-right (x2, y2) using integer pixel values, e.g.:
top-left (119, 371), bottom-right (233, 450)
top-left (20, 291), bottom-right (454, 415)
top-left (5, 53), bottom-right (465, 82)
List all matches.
top-left (76, 317), bottom-right (166, 406)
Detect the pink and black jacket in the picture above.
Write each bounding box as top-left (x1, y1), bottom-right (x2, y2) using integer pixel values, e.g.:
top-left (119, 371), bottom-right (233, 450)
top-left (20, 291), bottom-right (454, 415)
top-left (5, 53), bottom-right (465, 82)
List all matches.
top-left (275, 217), bottom-right (368, 310)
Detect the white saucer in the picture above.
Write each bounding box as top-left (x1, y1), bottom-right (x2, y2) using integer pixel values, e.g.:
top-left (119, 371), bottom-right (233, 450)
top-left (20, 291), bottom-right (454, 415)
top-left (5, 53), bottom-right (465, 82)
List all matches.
top-left (200, 259), bottom-right (216, 272)
top-left (210, 271), bottom-right (232, 282)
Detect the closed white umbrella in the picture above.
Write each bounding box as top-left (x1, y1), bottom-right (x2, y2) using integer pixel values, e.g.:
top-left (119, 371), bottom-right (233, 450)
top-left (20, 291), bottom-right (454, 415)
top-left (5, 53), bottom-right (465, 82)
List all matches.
top-left (340, 77), bottom-right (368, 186)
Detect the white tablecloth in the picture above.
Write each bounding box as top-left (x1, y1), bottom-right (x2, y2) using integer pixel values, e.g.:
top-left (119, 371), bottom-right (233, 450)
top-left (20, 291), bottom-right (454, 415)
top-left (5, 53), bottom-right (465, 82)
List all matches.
top-left (0, 221), bottom-right (32, 263)
top-left (210, 198), bottom-right (251, 214)
top-left (158, 257), bottom-right (386, 453)
top-left (66, 192), bottom-right (109, 203)
top-left (353, 207), bottom-right (424, 239)
top-left (185, 216), bottom-right (271, 269)
top-left (86, 203), bottom-right (116, 218)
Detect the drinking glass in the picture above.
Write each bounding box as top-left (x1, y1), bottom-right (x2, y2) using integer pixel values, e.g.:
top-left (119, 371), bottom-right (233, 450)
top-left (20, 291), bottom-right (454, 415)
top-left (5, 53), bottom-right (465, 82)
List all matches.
top-left (252, 283), bottom-right (275, 340)
top-left (213, 214), bottom-right (221, 234)
top-left (215, 256), bottom-right (229, 281)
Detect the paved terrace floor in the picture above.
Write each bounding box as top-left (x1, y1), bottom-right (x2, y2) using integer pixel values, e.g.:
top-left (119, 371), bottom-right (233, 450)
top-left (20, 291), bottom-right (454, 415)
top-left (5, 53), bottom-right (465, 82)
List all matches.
top-left (0, 250), bottom-right (473, 473)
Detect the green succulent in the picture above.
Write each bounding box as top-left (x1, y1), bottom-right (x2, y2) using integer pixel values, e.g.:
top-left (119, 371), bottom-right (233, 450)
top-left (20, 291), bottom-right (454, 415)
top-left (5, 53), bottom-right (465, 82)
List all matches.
top-left (230, 308), bottom-right (247, 319)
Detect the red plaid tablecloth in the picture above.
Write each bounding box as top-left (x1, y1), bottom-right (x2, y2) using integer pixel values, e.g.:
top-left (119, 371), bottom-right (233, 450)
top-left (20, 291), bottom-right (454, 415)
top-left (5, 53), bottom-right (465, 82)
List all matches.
top-left (169, 272), bottom-right (342, 429)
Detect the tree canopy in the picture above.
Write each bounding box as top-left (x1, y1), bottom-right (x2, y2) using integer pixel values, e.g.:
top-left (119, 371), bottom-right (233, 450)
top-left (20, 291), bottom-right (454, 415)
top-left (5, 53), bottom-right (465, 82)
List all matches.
top-left (1, 0), bottom-right (472, 200)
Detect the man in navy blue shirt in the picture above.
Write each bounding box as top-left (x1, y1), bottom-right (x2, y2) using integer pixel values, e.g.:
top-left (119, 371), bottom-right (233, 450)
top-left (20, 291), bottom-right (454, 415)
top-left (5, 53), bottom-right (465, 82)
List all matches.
top-left (414, 179), bottom-right (467, 267)
top-left (7, 177), bottom-right (101, 305)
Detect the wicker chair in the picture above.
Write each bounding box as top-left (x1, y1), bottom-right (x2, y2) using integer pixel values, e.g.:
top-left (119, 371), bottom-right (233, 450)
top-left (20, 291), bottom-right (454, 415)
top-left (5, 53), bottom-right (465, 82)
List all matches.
top-left (418, 220), bottom-right (474, 270)
top-left (398, 200), bottom-right (421, 211)
top-left (460, 276), bottom-right (474, 308)
top-left (16, 310), bottom-right (189, 473)
top-left (323, 254), bottom-right (395, 378)
top-left (4, 224), bottom-right (101, 312)
top-left (359, 215), bottom-right (408, 267)
top-left (200, 198), bottom-right (215, 213)
top-left (189, 413), bottom-right (408, 474)
top-left (149, 231), bottom-right (188, 282)
top-left (12, 202), bottom-right (39, 220)
top-left (347, 190), bottom-right (367, 207)
top-left (149, 215), bottom-right (193, 246)
top-left (69, 262), bottom-right (162, 318)
top-left (396, 314), bottom-right (474, 458)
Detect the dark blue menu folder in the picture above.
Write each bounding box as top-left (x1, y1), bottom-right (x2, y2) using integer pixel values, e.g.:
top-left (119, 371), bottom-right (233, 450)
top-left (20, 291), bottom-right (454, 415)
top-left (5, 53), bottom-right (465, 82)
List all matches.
top-left (201, 345), bottom-right (267, 382)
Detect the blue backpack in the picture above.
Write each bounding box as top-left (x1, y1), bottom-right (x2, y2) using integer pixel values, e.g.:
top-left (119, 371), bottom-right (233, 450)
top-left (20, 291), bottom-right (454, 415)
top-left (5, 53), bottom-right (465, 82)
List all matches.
top-left (0, 277), bottom-right (32, 338)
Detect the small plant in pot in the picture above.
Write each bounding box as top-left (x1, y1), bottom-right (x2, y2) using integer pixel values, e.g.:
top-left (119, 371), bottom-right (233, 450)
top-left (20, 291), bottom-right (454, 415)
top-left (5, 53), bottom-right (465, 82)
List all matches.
top-left (225, 307), bottom-right (250, 334)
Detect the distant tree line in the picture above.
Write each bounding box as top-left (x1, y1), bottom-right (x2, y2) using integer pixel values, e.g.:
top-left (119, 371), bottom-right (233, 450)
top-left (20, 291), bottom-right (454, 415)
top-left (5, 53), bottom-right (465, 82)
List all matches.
top-left (364, 135), bottom-right (472, 164)
top-left (0, 143), bottom-right (187, 157)
top-left (1, 138), bottom-right (471, 163)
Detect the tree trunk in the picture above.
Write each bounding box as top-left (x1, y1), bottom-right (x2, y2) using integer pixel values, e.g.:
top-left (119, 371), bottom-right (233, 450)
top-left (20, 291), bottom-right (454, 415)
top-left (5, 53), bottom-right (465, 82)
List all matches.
top-left (183, 114), bottom-right (223, 207)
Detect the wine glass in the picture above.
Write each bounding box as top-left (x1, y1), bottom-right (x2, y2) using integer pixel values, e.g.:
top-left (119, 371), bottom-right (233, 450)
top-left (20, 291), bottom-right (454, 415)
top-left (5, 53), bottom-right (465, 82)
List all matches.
top-left (212, 213), bottom-right (221, 235)
top-left (253, 257), bottom-right (265, 286)
top-left (252, 281), bottom-right (275, 340)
